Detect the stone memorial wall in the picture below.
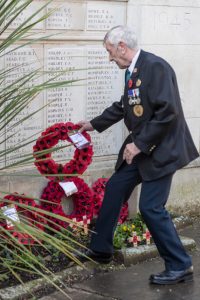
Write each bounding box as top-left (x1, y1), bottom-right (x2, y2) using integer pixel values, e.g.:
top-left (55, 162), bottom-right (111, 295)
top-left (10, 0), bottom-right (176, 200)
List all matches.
top-left (3, 45), bottom-right (44, 166)
top-left (128, 0), bottom-right (200, 155)
top-left (1, 0), bottom-right (127, 171)
top-left (127, 0), bottom-right (200, 213)
top-left (1, 0), bottom-right (199, 214)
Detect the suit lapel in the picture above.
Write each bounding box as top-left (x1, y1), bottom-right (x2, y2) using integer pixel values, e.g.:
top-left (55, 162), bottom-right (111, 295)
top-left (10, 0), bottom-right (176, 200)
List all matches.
top-left (130, 50), bottom-right (146, 81)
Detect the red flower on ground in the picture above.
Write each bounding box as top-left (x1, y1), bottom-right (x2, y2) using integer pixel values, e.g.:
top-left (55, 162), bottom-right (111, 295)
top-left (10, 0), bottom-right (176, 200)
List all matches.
top-left (0, 193), bottom-right (47, 245)
top-left (92, 178), bottom-right (129, 224)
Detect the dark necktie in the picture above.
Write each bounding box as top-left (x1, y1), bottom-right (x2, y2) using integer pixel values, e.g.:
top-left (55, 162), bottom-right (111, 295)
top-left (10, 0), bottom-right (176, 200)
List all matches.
top-left (125, 69), bottom-right (131, 84)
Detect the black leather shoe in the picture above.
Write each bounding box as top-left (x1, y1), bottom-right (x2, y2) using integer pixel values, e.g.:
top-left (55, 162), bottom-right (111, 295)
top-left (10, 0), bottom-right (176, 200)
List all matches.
top-left (72, 249), bottom-right (113, 264)
top-left (149, 266), bottom-right (193, 285)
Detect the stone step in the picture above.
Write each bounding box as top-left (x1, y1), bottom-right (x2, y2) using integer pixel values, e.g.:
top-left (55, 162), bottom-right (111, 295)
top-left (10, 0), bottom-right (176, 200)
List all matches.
top-left (114, 236), bottom-right (196, 266)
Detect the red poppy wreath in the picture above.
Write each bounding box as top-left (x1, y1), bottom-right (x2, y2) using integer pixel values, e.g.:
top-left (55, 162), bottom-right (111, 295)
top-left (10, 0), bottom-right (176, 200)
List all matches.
top-left (92, 178), bottom-right (129, 224)
top-left (40, 177), bottom-right (94, 229)
top-left (0, 193), bottom-right (46, 245)
top-left (33, 122), bottom-right (93, 180)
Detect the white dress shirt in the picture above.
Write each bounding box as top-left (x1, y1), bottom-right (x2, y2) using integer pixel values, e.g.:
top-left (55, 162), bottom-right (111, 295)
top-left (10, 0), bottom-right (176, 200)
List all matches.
top-left (128, 49), bottom-right (141, 74)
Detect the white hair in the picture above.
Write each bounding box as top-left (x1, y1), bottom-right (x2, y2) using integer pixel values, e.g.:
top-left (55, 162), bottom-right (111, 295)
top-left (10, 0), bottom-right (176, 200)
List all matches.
top-left (103, 25), bottom-right (138, 49)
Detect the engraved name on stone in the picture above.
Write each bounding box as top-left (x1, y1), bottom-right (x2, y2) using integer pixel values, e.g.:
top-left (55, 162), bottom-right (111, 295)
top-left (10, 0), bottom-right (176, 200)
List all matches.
top-left (4, 46), bottom-right (43, 165)
top-left (46, 2), bottom-right (85, 30)
top-left (6, 1), bottom-right (44, 30)
top-left (87, 2), bottom-right (126, 31)
top-left (45, 46), bottom-right (86, 160)
top-left (86, 47), bottom-right (123, 155)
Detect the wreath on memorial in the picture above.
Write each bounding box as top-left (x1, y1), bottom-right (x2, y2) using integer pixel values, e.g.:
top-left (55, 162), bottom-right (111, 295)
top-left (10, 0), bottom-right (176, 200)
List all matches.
top-left (92, 177), bottom-right (128, 224)
top-left (32, 121), bottom-right (129, 231)
top-left (33, 122), bottom-right (93, 181)
top-left (0, 193), bottom-right (46, 244)
top-left (40, 178), bottom-right (94, 229)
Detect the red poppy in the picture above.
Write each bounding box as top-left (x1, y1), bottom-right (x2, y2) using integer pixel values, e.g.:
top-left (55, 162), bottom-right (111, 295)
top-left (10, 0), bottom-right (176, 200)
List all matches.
top-left (128, 79), bottom-right (133, 88)
top-left (33, 122), bottom-right (93, 181)
top-left (40, 177), bottom-right (94, 229)
top-left (0, 193), bottom-right (47, 244)
top-left (92, 178), bottom-right (128, 223)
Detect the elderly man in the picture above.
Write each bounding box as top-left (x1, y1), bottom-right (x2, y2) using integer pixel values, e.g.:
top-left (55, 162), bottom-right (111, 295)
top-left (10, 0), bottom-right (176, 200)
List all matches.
top-left (78, 25), bottom-right (199, 285)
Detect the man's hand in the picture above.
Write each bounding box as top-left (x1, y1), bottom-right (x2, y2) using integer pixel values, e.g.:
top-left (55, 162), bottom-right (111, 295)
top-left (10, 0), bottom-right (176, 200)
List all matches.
top-left (123, 142), bottom-right (141, 164)
top-left (77, 120), bottom-right (94, 133)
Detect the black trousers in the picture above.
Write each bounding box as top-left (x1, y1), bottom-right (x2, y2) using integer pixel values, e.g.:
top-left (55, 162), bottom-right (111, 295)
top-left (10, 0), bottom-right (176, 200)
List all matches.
top-left (90, 161), bottom-right (192, 271)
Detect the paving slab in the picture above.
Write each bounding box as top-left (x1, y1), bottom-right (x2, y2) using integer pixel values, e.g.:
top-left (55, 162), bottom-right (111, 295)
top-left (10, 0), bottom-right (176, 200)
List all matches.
top-left (39, 286), bottom-right (115, 300)
top-left (72, 257), bottom-right (199, 300)
top-left (71, 221), bottom-right (200, 300)
top-left (41, 221), bottom-right (200, 300)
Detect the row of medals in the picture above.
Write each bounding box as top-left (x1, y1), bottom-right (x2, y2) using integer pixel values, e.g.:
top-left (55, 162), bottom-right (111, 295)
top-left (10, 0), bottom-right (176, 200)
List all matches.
top-left (128, 79), bottom-right (144, 117)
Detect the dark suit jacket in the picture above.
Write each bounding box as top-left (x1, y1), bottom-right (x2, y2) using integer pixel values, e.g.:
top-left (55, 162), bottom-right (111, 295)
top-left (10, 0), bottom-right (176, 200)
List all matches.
top-left (90, 50), bottom-right (199, 181)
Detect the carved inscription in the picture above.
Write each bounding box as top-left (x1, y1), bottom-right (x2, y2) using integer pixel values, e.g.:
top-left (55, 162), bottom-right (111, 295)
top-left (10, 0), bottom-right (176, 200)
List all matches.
top-left (86, 47), bottom-right (123, 155)
top-left (45, 46), bottom-right (86, 161)
top-left (4, 47), bottom-right (43, 165)
top-left (46, 2), bottom-right (85, 30)
top-left (6, 2), bottom-right (44, 30)
top-left (153, 9), bottom-right (192, 31)
top-left (139, 5), bottom-right (198, 44)
top-left (87, 3), bottom-right (125, 31)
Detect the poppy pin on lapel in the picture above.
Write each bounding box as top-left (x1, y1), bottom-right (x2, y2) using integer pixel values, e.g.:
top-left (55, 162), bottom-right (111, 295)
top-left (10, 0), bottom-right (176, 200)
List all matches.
top-left (128, 79), bottom-right (133, 88)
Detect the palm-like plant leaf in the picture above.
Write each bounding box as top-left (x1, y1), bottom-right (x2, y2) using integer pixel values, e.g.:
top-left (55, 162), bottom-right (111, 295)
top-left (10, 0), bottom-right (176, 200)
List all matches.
top-left (0, 0), bottom-right (88, 296)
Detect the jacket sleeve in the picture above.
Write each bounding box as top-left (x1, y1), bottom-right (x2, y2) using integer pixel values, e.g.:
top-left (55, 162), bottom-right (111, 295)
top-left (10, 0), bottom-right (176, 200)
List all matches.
top-left (90, 96), bottom-right (124, 133)
top-left (132, 61), bottom-right (179, 155)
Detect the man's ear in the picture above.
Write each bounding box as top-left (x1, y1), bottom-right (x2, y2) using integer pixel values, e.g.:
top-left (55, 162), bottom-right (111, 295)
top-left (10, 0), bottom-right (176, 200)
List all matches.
top-left (118, 41), bottom-right (126, 54)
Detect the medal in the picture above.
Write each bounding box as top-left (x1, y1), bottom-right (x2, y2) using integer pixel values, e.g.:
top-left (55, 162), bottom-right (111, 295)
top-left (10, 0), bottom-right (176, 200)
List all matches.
top-left (134, 88), bottom-right (140, 98)
top-left (133, 105), bottom-right (144, 117)
top-left (129, 97), bottom-right (136, 105)
top-left (129, 97), bottom-right (141, 105)
top-left (129, 98), bottom-right (133, 105)
top-left (136, 79), bottom-right (141, 87)
top-left (128, 88), bottom-right (139, 97)
top-left (128, 89), bottom-right (133, 97)
top-left (136, 97), bottom-right (141, 104)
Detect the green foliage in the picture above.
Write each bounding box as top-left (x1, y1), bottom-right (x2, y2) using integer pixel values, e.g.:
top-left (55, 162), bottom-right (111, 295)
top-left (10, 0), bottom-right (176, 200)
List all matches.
top-left (0, 213), bottom-right (89, 286)
top-left (0, 272), bottom-right (9, 283)
top-left (113, 213), bottom-right (150, 249)
top-left (0, 1), bottom-right (85, 296)
top-left (0, 206), bottom-right (87, 295)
